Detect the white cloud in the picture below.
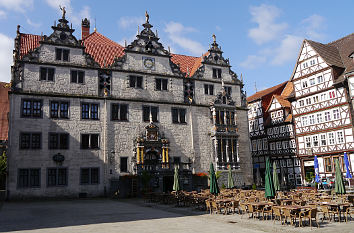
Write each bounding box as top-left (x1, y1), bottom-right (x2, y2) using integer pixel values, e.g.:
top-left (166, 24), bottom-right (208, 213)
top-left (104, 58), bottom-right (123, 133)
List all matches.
top-left (71, 5), bottom-right (91, 26)
top-left (26, 18), bottom-right (41, 28)
top-left (0, 33), bottom-right (13, 82)
top-left (301, 14), bottom-right (326, 40)
top-left (0, 0), bottom-right (33, 12)
top-left (271, 35), bottom-right (303, 65)
top-left (118, 16), bottom-right (144, 29)
top-left (164, 21), bottom-right (204, 56)
top-left (239, 55), bottom-right (266, 69)
top-left (248, 4), bottom-right (287, 45)
top-left (0, 10), bottom-right (6, 19)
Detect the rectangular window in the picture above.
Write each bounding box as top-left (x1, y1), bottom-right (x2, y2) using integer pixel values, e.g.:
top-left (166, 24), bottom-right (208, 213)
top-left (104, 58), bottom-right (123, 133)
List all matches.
top-left (328, 132), bottom-right (335, 145)
top-left (309, 115), bottom-right (315, 125)
top-left (306, 98), bottom-right (311, 105)
top-left (71, 70), bottom-right (85, 84)
top-left (263, 138), bottom-right (268, 150)
top-left (321, 134), bottom-right (327, 146)
top-left (336, 131), bottom-right (344, 144)
top-left (129, 75), bottom-right (143, 88)
top-left (309, 78), bottom-right (315, 85)
top-left (329, 91), bottom-right (336, 99)
top-left (81, 103), bottom-right (99, 120)
top-left (81, 134), bottom-right (99, 149)
top-left (20, 132), bottom-right (41, 149)
top-left (212, 68), bottom-right (222, 79)
top-left (270, 142), bottom-right (275, 151)
top-left (316, 113), bottom-right (323, 123)
top-left (55, 48), bottom-right (70, 61)
top-left (317, 75), bottom-right (323, 83)
top-left (224, 86), bottom-right (232, 96)
top-left (47, 168), bottom-right (67, 186)
top-left (332, 109), bottom-right (340, 120)
top-left (325, 158), bottom-right (332, 173)
top-left (305, 136), bottom-right (311, 148)
top-left (40, 67), bottom-right (55, 81)
top-left (21, 99), bottom-right (42, 118)
top-left (302, 116), bottom-right (308, 126)
top-left (50, 101), bottom-right (69, 119)
top-left (299, 100), bottom-right (304, 107)
top-left (120, 157), bottom-right (128, 173)
top-left (111, 103), bottom-right (129, 121)
top-left (143, 106), bottom-right (159, 122)
top-left (204, 84), bottom-right (214, 95)
top-left (302, 81), bottom-right (308, 88)
top-left (312, 135), bottom-right (319, 147)
top-left (18, 168), bottom-right (40, 188)
top-left (324, 111), bottom-right (331, 121)
top-left (155, 78), bottom-right (168, 91)
top-left (276, 142), bottom-right (282, 150)
top-left (48, 133), bottom-right (69, 149)
top-left (171, 108), bottom-right (186, 124)
top-left (80, 168), bottom-right (99, 185)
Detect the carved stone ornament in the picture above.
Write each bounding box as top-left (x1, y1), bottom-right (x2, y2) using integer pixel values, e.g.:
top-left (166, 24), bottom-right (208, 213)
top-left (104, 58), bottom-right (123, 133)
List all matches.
top-left (53, 153), bottom-right (65, 164)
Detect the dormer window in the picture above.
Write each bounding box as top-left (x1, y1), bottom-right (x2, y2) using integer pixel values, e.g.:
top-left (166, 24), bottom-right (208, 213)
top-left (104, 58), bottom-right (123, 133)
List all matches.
top-left (55, 48), bottom-right (70, 61)
top-left (212, 68), bottom-right (222, 79)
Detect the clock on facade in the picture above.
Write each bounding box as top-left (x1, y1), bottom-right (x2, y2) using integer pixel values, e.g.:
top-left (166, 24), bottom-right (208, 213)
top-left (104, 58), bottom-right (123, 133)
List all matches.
top-left (143, 57), bottom-right (155, 69)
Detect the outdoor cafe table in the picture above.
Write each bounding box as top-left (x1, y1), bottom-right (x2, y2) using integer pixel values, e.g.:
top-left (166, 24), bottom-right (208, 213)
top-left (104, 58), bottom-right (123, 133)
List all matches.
top-left (317, 202), bottom-right (351, 222)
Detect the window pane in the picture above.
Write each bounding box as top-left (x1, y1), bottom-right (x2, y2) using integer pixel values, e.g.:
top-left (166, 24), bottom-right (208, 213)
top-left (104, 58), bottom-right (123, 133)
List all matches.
top-left (210, 85), bottom-right (214, 95)
top-left (151, 107), bottom-right (158, 122)
top-left (60, 102), bottom-right (69, 118)
top-left (129, 76), bottom-right (136, 88)
top-left (56, 48), bottom-right (62, 60)
top-left (204, 84), bottom-right (208, 95)
top-left (78, 71), bottom-right (84, 83)
top-left (32, 101), bottom-right (42, 117)
top-left (172, 108), bottom-right (178, 123)
top-left (156, 79), bottom-right (161, 90)
top-left (57, 168), bottom-right (67, 185)
top-left (50, 102), bottom-right (59, 118)
top-left (47, 168), bottom-right (57, 186)
top-left (20, 133), bottom-right (31, 149)
top-left (120, 104), bottom-right (128, 121)
top-left (81, 103), bottom-right (89, 119)
top-left (218, 69), bottom-right (222, 78)
top-left (111, 104), bottom-right (119, 120)
top-left (143, 106), bottom-right (150, 122)
top-left (40, 68), bottom-right (47, 80)
top-left (71, 70), bottom-right (77, 83)
top-left (18, 169), bottom-right (29, 187)
top-left (29, 169), bottom-right (40, 187)
top-left (180, 109), bottom-right (186, 123)
top-left (81, 134), bottom-right (90, 149)
top-left (213, 68), bottom-right (217, 78)
top-left (91, 104), bottom-right (99, 119)
top-left (90, 134), bottom-right (99, 149)
top-left (47, 68), bottom-right (54, 81)
top-left (136, 76), bottom-right (143, 88)
top-left (31, 133), bottom-right (41, 149)
top-left (90, 168), bottom-right (99, 184)
top-left (162, 79), bottom-right (168, 90)
top-left (60, 134), bottom-right (69, 149)
top-left (22, 100), bottom-right (32, 117)
top-left (80, 168), bottom-right (90, 184)
top-left (63, 49), bottom-right (69, 61)
top-left (49, 133), bottom-right (58, 149)
top-left (120, 158), bottom-right (128, 172)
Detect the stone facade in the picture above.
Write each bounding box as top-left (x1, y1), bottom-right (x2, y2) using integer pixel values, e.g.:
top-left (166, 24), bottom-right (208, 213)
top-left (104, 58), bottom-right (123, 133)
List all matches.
top-left (7, 13), bottom-right (252, 199)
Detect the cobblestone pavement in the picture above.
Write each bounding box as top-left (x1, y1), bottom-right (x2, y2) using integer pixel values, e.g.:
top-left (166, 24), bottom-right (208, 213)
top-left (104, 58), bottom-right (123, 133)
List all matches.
top-left (0, 199), bottom-right (353, 233)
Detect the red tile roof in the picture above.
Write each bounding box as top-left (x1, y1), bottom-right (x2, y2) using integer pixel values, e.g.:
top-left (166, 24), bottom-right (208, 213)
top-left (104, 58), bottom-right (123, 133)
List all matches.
top-left (20, 34), bottom-right (42, 58)
top-left (0, 82), bottom-right (10, 141)
top-left (246, 81), bottom-right (288, 103)
top-left (83, 32), bottom-right (125, 67)
top-left (19, 31), bottom-right (206, 76)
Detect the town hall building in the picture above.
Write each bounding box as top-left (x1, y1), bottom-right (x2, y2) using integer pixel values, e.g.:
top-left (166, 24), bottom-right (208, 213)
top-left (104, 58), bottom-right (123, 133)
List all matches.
top-left (7, 11), bottom-right (252, 198)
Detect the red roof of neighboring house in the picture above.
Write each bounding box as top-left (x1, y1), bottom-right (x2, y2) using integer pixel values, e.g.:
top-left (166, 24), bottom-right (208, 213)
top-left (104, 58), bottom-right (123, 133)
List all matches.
top-left (0, 82), bottom-right (10, 141)
top-left (19, 32), bottom-right (206, 77)
top-left (246, 81), bottom-right (288, 103)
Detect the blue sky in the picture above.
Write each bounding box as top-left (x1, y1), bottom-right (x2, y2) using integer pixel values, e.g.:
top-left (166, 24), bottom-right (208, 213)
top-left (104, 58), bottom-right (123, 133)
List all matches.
top-left (0, 0), bottom-right (353, 96)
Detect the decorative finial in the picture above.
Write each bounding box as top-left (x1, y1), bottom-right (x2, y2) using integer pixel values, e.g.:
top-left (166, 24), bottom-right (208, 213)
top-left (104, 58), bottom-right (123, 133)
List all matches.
top-left (16, 25), bottom-right (20, 34)
top-left (59, 5), bottom-right (66, 19)
top-left (212, 34), bottom-right (216, 43)
top-left (145, 11), bottom-right (149, 23)
top-left (124, 40), bottom-right (127, 47)
top-left (168, 46), bottom-right (171, 53)
top-left (94, 17), bottom-right (97, 32)
top-left (240, 73), bottom-right (243, 83)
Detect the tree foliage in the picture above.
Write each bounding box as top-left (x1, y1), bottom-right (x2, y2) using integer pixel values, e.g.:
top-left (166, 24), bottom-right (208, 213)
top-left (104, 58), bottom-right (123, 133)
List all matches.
top-left (0, 151), bottom-right (6, 177)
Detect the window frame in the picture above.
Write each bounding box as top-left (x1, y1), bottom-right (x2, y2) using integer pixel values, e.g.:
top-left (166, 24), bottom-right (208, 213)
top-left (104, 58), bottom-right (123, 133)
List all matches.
top-left (142, 105), bottom-right (159, 122)
top-left (21, 99), bottom-right (43, 118)
top-left (39, 67), bottom-right (55, 81)
top-left (55, 48), bottom-right (70, 61)
top-left (17, 168), bottom-right (41, 188)
top-left (47, 167), bottom-right (68, 187)
top-left (171, 107), bottom-right (187, 124)
top-left (80, 167), bottom-right (100, 185)
top-left (70, 69), bottom-right (85, 84)
top-left (129, 75), bottom-right (143, 89)
top-left (81, 102), bottom-right (100, 120)
top-left (19, 132), bottom-right (42, 150)
top-left (120, 157), bottom-right (128, 173)
top-left (48, 132), bottom-right (69, 150)
top-left (80, 134), bottom-right (100, 150)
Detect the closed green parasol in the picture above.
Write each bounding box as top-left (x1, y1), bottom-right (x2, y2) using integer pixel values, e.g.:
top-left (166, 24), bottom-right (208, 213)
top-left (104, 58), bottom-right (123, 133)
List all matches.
top-left (173, 166), bottom-right (180, 192)
top-left (335, 158), bottom-right (346, 194)
top-left (209, 163), bottom-right (220, 196)
top-left (227, 165), bottom-right (234, 189)
top-left (273, 161), bottom-right (280, 192)
top-left (265, 157), bottom-right (275, 198)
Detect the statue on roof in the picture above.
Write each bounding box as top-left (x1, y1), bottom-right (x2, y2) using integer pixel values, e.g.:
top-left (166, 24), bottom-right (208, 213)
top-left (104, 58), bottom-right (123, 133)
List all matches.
top-left (59, 5), bottom-right (66, 19)
top-left (212, 34), bottom-right (216, 43)
top-left (145, 11), bottom-right (149, 23)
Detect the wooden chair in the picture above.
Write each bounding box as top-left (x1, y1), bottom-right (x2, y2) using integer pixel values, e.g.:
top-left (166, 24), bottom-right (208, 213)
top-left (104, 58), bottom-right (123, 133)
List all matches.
top-left (239, 203), bottom-right (248, 219)
top-left (205, 199), bottom-right (212, 214)
top-left (345, 206), bottom-right (354, 222)
top-left (273, 206), bottom-right (283, 224)
top-left (300, 208), bottom-right (319, 228)
top-left (282, 208), bottom-right (299, 226)
top-left (320, 205), bottom-right (332, 222)
top-left (262, 205), bottom-right (273, 220)
top-left (211, 201), bottom-right (220, 214)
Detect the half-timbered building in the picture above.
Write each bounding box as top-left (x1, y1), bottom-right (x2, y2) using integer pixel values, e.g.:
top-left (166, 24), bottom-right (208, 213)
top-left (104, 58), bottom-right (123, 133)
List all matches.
top-left (289, 34), bottom-right (354, 182)
top-left (7, 12), bottom-right (252, 199)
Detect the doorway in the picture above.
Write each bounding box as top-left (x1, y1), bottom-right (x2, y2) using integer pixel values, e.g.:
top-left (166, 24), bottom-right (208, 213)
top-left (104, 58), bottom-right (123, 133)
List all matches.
top-left (163, 176), bottom-right (174, 193)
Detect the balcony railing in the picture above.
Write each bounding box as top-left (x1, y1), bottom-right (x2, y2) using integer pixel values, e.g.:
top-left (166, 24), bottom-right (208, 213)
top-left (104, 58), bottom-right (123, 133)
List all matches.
top-left (136, 162), bottom-right (192, 173)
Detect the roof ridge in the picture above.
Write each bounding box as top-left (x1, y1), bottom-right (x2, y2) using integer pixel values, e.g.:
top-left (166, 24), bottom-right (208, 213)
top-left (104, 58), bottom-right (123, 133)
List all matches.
top-left (327, 32), bottom-right (354, 45)
top-left (171, 53), bottom-right (200, 58)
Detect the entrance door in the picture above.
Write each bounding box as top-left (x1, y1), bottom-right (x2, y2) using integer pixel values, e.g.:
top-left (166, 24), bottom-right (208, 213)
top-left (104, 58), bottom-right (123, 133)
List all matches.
top-left (163, 176), bottom-right (174, 193)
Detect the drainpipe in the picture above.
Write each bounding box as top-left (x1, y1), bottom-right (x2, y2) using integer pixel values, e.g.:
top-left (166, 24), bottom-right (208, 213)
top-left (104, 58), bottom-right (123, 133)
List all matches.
top-left (103, 97), bottom-right (107, 196)
top-left (189, 104), bottom-right (195, 174)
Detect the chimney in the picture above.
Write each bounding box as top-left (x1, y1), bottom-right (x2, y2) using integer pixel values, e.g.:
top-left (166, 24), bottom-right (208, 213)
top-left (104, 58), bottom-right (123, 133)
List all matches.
top-left (81, 18), bottom-right (90, 40)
